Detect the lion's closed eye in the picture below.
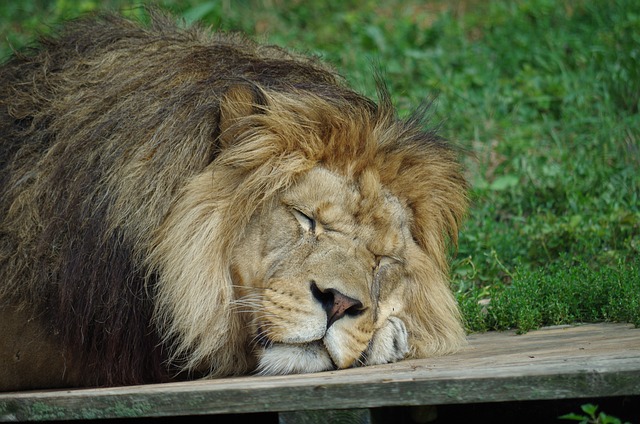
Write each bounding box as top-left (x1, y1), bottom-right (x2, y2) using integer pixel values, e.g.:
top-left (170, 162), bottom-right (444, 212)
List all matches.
top-left (292, 208), bottom-right (316, 232)
top-left (377, 256), bottom-right (398, 268)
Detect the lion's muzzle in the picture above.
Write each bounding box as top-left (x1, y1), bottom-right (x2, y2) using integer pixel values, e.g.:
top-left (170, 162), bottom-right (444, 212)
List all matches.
top-left (254, 278), bottom-right (409, 375)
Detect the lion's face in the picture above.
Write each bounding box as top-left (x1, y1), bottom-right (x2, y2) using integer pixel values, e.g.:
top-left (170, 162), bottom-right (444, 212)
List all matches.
top-left (148, 89), bottom-right (466, 379)
top-left (233, 167), bottom-right (416, 374)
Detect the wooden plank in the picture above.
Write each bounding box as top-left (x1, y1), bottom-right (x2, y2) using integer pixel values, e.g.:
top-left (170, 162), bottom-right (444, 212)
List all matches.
top-left (1, 323), bottom-right (639, 421)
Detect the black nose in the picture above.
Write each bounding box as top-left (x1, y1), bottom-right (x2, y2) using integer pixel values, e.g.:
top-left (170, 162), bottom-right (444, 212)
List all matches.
top-left (310, 282), bottom-right (364, 328)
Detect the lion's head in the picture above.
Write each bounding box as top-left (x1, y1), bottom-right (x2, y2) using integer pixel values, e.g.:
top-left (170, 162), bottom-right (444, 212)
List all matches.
top-left (149, 87), bottom-right (467, 378)
top-left (0, 12), bottom-right (467, 389)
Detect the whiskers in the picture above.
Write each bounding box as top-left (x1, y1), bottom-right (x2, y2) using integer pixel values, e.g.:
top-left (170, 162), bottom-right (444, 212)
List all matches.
top-left (356, 345), bottom-right (371, 367)
top-left (229, 285), bottom-right (264, 313)
top-left (229, 287), bottom-right (289, 349)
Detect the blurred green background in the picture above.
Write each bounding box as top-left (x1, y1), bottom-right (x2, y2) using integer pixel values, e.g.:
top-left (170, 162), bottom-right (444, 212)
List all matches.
top-left (2, 0), bottom-right (639, 332)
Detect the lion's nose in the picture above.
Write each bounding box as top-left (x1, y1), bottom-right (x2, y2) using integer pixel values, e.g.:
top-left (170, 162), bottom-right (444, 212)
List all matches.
top-left (310, 282), bottom-right (364, 328)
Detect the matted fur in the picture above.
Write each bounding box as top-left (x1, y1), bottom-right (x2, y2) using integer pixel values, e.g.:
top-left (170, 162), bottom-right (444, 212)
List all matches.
top-left (0, 11), bottom-right (467, 390)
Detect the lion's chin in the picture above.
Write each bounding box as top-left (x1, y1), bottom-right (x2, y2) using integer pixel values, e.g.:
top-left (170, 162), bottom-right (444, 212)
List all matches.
top-left (255, 341), bottom-right (335, 375)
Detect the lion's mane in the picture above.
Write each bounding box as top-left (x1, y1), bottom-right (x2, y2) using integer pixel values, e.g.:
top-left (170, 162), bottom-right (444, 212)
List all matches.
top-left (0, 12), bottom-right (467, 388)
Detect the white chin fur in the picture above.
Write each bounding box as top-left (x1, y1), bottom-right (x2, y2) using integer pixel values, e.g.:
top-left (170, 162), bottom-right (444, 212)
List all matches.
top-left (256, 342), bottom-right (334, 375)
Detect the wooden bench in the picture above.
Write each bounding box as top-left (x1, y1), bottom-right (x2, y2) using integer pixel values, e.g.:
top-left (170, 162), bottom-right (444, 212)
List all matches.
top-left (1, 323), bottom-right (639, 422)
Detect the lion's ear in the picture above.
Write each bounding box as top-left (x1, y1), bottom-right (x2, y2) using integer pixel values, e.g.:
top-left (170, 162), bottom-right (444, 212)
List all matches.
top-left (218, 84), bottom-right (262, 148)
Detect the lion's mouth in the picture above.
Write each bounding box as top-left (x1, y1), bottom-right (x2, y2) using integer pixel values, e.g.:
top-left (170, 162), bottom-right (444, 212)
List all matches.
top-left (255, 328), bottom-right (330, 356)
top-left (255, 325), bottom-right (327, 349)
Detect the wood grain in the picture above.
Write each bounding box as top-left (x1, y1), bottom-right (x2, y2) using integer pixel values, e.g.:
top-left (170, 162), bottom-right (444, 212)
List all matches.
top-left (1, 323), bottom-right (638, 421)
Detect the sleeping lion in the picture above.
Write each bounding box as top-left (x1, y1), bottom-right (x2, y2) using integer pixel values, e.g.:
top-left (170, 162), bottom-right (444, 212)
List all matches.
top-left (0, 11), bottom-right (467, 391)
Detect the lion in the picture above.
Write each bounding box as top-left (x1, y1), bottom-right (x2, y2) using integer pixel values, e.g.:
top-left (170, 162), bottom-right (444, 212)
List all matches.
top-left (0, 11), bottom-right (467, 391)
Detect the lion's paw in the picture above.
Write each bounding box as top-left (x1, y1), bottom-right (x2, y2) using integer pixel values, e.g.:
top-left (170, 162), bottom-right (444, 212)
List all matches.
top-left (364, 316), bottom-right (409, 366)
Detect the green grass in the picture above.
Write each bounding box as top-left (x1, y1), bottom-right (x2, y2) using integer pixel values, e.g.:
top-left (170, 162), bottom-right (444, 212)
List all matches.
top-left (2, 0), bottom-right (639, 333)
top-left (460, 257), bottom-right (640, 333)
